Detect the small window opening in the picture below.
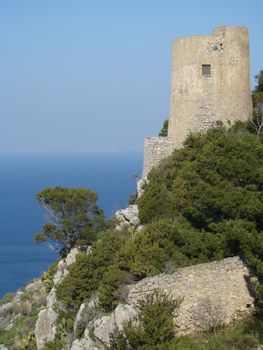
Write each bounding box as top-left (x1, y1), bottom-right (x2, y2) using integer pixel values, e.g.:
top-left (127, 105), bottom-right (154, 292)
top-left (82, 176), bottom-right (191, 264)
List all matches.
top-left (202, 64), bottom-right (211, 76)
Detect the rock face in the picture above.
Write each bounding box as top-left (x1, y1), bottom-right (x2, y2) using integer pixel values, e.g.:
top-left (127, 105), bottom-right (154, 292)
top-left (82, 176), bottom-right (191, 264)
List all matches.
top-left (0, 280), bottom-right (46, 331)
top-left (115, 204), bottom-right (140, 230)
top-left (71, 304), bottom-right (138, 350)
top-left (136, 178), bottom-right (148, 198)
top-left (127, 256), bottom-right (256, 334)
top-left (35, 247), bottom-right (81, 349)
top-left (35, 288), bottom-right (57, 349)
top-left (53, 247), bottom-right (79, 285)
top-left (73, 297), bottom-right (98, 335)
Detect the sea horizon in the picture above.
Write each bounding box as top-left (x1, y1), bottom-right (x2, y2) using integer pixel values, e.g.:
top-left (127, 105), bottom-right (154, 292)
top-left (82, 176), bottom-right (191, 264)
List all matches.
top-left (0, 151), bottom-right (143, 298)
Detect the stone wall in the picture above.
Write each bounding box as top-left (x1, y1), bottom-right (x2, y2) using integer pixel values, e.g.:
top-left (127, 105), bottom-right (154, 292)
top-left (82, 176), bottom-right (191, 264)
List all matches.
top-left (142, 136), bottom-right (173, 178)
top-left (127, 257), bottom-right (256, 334)
top-left (70, 257), bottom-right (257, 349)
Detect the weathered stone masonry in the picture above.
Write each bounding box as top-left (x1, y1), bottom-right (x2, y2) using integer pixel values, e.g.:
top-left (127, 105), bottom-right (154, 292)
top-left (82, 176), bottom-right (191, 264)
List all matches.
top-left (127, 256), bottom-right (256, 335)
top-left (142, 26), bottom-right (252, 177)
top-left (142, 137), bottom-right (173, 178)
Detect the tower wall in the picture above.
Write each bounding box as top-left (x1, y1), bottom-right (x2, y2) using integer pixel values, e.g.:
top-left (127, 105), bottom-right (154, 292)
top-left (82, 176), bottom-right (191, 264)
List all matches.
top-left (168, 26), bottom-right (252, 148)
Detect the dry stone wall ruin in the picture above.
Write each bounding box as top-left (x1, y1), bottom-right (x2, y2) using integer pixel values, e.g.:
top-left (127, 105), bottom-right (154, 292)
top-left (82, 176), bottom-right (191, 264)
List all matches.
top-left (70, 257), bottom-right (257, 350)
top-left (127, 256), bottom-right (256, 335)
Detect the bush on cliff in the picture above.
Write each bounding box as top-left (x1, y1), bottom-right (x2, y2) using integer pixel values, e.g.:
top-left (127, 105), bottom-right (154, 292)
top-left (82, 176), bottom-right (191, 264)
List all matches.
top-left (109, 291), bottom-right (181, 350)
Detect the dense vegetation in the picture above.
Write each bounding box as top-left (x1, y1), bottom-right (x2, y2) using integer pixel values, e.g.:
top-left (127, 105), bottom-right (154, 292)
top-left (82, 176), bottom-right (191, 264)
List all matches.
top-left (251, 70), bottom-right (263, 138)
top-left (56, 120), bottom-right (263, 314)
top-left (53, 120), bottom-right (263, 348)
top-left (139, 122), bottom-right (263, 295)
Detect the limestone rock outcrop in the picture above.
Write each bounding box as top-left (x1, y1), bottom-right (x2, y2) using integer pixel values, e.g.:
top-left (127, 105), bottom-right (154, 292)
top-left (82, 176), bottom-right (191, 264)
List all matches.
top-left (35, 247), bottom-right (81, 349)
top-left (53, 247), bottom-right (79, 285)
top-left (71, 303), bottom-right (138, 350)
top-left (136, 178), bottom-right (148, 197)
top-left (115, 204), bottom-right (140, 230)
top-left (0, 280), bottom-right (45, 331)
top-left (35, 288), bottom-right (57, 349)
top-left (0, 279), bottom-right (46, 349)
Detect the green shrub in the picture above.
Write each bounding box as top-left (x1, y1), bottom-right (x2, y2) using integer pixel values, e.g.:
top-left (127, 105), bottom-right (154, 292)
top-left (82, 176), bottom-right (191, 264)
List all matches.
top-left (0, 306), bottom-right (39, 349)
top-left (43, 338), bottom-right (65, 350)
top-left (56, 229), bottom-right (132, 311)
top-left (159, 119), bottom-right (169, 137)
top-left (109, 291), bottom-right (182, 350)
top-left (139, 124), bottom-right (263, 228)
top-left (0, 292), bottom-right (15, 306)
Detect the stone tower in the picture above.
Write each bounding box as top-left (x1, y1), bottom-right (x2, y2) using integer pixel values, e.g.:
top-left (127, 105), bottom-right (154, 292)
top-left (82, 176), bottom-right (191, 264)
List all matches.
top-left (168, 26), bottom-right (252, 148)
top-left (142, 26), bottom-right (252, 178)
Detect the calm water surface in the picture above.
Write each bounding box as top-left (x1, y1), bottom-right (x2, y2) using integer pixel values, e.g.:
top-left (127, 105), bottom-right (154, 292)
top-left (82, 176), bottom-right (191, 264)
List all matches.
top-left (0, 152), bottom-right (142, 298)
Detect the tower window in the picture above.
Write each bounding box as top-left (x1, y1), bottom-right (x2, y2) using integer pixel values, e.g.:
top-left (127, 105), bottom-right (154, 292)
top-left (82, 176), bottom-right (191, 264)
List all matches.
top-left (202, 64), bottom-right (211, 76)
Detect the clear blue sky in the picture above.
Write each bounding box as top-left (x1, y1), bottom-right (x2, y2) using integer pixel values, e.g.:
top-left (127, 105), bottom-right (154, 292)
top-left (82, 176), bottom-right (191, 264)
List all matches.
top-left (1, 0), bottom-right (262, 153)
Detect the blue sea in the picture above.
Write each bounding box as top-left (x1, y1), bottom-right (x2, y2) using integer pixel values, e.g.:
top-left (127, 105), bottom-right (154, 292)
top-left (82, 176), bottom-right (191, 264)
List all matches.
top-left (0, 152), bottom-right (143, 298)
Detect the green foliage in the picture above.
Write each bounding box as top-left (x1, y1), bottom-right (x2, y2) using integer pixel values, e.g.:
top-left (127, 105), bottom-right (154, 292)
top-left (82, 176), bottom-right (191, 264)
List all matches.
top-left (109, 291), bottom-right (181, 350)
top-left (251, 70), bottom-right (263, 139)
top-left (159, 119), bottom-right (169, 137)
top-left (15, 332), bottom-right (36, 350)
top-left (43, 338), bottom-right (65, 350)
top-left (56, 229), bottom-right (132, 312)
top-left (138, 122), bottom-right (263, 298)
top-left (41, 260), bottom-right (59, 292)
top-left (0, 292), bottom-right (15, 306)
top-left (35, 186), bottom-right (105, 255)
top-left (139, 124), bottom-right (263, 228)
top-left (255, 70), bottom-right (263, 93)
top-left (0, 306), bottom-right (39, 349)
top-left (57, 218), bottom-right (216, 312)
